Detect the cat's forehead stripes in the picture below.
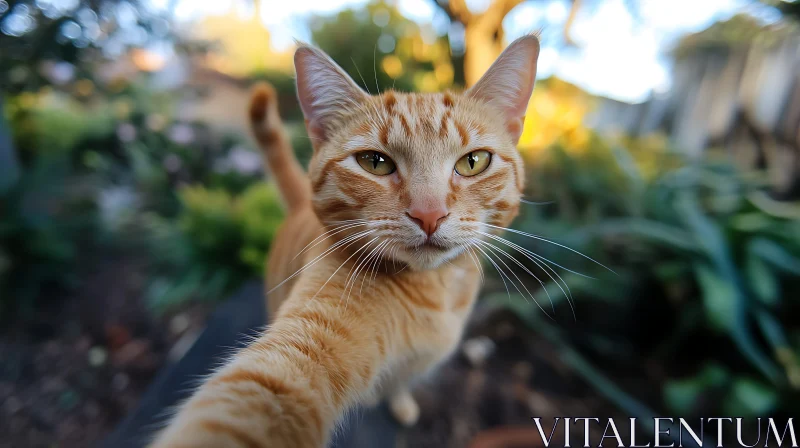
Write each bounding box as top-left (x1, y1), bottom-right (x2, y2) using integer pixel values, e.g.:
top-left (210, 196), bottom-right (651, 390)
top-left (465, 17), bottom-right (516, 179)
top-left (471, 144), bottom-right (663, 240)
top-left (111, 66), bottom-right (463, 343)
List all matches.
top-left (442, 92), bottom-right (454, 108)
top-left (383, 91), bottom-right (398, 113)
top-left (454, 121), bottom-right (470, 147)
top-left (361, 90), bottom-right (489, 149)
top-left (438, 110), bottom-right (451, 138)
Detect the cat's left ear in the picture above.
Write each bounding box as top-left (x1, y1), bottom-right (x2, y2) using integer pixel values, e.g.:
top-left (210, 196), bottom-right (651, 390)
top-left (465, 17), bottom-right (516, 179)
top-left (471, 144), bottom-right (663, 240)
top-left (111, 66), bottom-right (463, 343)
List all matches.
top-left (466, 34), bottom-right (540, 144)
top-left (294, 43), bottom-right (369, 146)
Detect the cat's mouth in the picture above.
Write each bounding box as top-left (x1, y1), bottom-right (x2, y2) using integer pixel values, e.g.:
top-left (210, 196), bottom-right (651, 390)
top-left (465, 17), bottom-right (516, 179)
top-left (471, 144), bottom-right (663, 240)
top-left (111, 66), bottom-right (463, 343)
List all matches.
top-left (398, 238), bottom-right (462, 270)
top-left (415, 240), bottom-right (449, 251)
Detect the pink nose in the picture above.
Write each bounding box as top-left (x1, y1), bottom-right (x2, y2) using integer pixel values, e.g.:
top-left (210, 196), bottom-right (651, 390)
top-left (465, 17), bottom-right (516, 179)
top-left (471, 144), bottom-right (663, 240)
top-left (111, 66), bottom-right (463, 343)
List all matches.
top-left (407, 207), bottom-right (449, 238)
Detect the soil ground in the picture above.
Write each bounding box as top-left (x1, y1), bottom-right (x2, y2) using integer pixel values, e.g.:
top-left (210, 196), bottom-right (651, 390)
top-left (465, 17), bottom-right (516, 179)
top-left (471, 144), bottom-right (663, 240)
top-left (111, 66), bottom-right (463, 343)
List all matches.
top-left (1, 259), bottom-right (652, 448)
top-left (0, 254), bottom-right (211, 448)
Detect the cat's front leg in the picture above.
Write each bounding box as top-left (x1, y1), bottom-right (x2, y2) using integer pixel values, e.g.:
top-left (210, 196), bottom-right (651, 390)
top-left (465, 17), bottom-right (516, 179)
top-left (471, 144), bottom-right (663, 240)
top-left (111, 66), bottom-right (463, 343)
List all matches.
top-left (388, 387), bottom-right (420, 427)
top-left (358, 380), bottom-right (419, 427)
top-left (380, 345), bottom-right (458, 426)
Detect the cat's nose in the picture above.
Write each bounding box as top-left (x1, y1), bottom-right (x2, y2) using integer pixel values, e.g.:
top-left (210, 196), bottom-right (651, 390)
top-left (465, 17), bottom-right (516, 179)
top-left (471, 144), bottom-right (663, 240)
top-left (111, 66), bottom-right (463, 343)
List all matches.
top-left (407, 208), bottom-right (449, 238)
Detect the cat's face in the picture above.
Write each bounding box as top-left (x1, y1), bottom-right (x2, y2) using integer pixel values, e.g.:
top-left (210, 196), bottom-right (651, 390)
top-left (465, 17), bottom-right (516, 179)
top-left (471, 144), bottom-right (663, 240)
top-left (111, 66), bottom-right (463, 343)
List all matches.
top-left (295, 36), bottom-right (539, 270)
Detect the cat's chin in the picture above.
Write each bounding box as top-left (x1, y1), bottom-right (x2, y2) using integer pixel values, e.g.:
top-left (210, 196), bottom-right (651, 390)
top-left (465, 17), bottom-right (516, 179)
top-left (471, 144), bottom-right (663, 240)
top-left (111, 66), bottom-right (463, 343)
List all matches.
top-left (397, 245), bottom-right (463, 271)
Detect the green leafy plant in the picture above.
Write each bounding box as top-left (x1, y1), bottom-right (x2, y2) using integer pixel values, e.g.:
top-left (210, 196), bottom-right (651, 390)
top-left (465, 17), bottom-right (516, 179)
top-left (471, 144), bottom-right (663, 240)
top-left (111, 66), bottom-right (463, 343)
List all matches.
top-left (0, 159), bottom-right (98, 319)
top-left (494, 137), bottom-right (800, 430)
top-left (145, 183), bottom-right (284, 312)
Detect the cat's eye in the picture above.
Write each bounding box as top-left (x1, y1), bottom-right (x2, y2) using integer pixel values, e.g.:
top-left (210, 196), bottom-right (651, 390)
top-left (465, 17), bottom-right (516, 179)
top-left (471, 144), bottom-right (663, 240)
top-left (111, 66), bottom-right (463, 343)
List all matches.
top-left (454, 150), bottom-right (492, 177)
top-left (355, 151), bottom-right (396, 176)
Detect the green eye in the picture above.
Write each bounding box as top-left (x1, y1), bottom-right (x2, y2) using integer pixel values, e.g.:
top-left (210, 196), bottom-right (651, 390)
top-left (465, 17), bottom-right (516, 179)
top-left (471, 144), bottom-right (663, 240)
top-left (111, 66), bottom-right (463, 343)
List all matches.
top-left (356, 151), bottom-right (396, 176)
top-left (455, 150), bottom-right (492, 176)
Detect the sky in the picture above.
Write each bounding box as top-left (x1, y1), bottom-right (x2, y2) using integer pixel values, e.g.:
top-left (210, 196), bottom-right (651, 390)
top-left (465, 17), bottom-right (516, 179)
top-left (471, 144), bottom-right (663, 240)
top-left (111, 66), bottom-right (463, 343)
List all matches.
top-left (151, 0), bottom-right (782, 103)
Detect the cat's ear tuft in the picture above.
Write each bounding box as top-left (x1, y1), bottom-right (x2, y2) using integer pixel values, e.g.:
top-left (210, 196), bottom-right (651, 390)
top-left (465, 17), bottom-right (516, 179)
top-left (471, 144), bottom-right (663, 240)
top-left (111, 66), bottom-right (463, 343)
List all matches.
top-left (294, 43), bottom-right (368, 143)
top-left (466, 34), bottom-right (540, 144)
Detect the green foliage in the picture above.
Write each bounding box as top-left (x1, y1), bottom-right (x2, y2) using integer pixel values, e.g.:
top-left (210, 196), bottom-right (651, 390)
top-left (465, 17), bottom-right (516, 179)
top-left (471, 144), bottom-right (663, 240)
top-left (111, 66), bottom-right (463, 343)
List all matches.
top-left (237, 184), bottom-right (285, 273)
top-left (1, 85), bottom-right (272, 319)
top-left (0, 158), bottom-right (97, 319)
top-left (310, 3), bottom-right (409, 92)
top-left (503, 137), bottom-right (800, 419)
top-left (0, 0), bottom-right (205, 95)
top-left (772, 0), bottom-right (800, 20)
top-left (6, 95), bottom-right (116, 161)
top-left (145, 183), bottom-right (283, 312)
top-left (309, 1), bottom-right (454, 93)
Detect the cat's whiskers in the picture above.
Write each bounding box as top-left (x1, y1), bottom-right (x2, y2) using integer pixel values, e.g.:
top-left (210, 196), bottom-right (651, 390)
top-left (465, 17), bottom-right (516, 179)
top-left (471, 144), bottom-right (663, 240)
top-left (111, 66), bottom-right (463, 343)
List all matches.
top-left (341, 239), bottom-right (381, 310)
top-left (269, 229), bottom-right (375, 293)
top-left (354, 243), bottom-right (380, 298)
top-left (474, 237), bottom-right (555, 314)
top-left (477, 231), bottom-right (577, 320)
top-left (482, 223), bottom-right (616, 275)
top-left (473, 239), bottom-right (553, 319)
top-left (463, 244), bottom-right (485, 284)
top-left (520, 198), bottom-right (555, 206)
top-left (293, 220), bottom-right (370, 261)
top-left (365, 240), bottom-right (387, 285)
top-left (343, 238), bottom-right (387, 306)
top-left (349, 58), bottom-right (390, 133)
top-left (480, 231), bottom-right (594, 279)
top-left (312, 235), bottom-right (381, 304)
top-left (360, 240), bottom-right (391, 297)
top-left (470, 240), bottom-right (513, 304)
top-left (372, 42), bottom-right (380, 96)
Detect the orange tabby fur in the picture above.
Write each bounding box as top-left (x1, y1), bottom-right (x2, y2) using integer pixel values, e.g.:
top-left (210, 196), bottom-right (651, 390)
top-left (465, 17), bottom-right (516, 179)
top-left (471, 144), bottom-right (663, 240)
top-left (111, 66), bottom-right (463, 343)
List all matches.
top-left (150, 34), bottom-right (540, 448)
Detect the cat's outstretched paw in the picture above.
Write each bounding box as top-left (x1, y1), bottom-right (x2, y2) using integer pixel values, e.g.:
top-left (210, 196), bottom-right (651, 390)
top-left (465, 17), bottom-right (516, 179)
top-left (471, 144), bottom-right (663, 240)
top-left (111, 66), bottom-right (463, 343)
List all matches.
top-left (389, 389), bottom-right (420, 427)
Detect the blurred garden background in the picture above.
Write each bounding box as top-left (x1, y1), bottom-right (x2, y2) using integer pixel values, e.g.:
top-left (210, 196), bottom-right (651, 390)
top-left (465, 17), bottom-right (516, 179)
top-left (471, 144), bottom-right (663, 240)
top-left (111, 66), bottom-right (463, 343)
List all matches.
top-left (2, 0), bottom-right (800, 446)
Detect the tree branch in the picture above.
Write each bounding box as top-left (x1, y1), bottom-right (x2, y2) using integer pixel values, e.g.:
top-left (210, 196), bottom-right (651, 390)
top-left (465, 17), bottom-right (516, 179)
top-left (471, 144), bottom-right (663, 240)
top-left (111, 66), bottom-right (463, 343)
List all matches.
top-left (428, 0), bottom-right (473, 25)
top-left (563, 0), bottom-right (581, 46)
top-left (499, 0), bottom-right (527, 17)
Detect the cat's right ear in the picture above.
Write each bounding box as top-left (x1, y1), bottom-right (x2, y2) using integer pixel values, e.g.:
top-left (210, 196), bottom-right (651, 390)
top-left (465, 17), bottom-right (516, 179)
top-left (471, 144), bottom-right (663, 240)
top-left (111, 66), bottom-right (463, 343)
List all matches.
top-left (294, 44), bottom-right (368, 145)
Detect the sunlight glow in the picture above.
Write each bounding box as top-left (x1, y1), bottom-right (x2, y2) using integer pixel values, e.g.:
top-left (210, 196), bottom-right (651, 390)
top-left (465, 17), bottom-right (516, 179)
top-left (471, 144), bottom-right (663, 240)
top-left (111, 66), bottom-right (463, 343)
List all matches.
top-left (159, 0), bottom-right (752, 103)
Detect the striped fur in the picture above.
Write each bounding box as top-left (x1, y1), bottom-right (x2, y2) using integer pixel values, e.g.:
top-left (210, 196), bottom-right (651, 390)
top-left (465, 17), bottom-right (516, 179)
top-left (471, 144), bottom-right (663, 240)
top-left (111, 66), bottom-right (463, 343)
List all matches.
top-left (151, 35), bottom-right (540, 448)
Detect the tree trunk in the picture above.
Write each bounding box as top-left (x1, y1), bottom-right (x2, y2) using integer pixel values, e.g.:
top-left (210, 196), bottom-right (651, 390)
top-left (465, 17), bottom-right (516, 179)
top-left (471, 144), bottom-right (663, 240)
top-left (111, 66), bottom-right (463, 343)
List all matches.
top-left (462, 0), bottom-right (523, 86)
top-left (463, 24), bottom-right (505, 86)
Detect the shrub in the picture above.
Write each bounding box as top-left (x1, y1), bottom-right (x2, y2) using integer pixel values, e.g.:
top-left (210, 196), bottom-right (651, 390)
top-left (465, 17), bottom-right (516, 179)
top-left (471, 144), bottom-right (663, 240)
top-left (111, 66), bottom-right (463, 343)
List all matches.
top-left (494, 136), bottom-right (800, 421)
top-left (0, 159), bottom-right (98, 319)
top-left (145, 183), bottom-right (284, 312)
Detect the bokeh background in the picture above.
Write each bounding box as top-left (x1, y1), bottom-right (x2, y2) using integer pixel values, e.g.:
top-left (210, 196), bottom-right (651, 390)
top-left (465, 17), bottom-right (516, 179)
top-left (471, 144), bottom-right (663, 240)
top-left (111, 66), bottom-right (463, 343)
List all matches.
top-left (2, 0), bottom-right (800, 447)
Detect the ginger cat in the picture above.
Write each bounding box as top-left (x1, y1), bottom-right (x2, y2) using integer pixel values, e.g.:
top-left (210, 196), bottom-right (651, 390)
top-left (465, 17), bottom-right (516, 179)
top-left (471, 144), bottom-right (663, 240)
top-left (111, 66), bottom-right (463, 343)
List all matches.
top-left (151, 34), bottom-right (540, 448)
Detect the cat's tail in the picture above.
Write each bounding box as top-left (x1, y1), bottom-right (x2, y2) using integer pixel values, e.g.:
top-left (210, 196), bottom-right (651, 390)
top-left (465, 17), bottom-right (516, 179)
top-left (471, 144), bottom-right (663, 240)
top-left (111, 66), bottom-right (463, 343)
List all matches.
top-left (249, 82), bottom-right (311, 212)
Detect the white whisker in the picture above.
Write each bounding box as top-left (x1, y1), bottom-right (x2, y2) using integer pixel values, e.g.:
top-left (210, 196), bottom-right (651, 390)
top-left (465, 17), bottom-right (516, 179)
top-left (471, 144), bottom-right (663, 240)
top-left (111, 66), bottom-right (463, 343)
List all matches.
top-left (293, 221), bottom-right (369, 261)
top-left (345, 239), bottom-right (385, 301)
top-left (464, 244), bottom-right (485, 284)
top-left (483, 223), bottom-right (616, 275)
top-left (269, 229), bottom-right (375, 293)
top-left (475, 239), bottom-right (553, 319)
top-left (471, 241), bottom-right (513, 304)
top-left (364, 241), bottom-right (391, 295)
top-left (476, 237), bottom-right (555, 314)
top-left (313, 235), bottom-right (381, 303)
top-left (342, 238), bottom-right (384, 309)
top-left (520, 198), bottom-right (555, 206)
top-left (479, 231), bottom-right (576, 320)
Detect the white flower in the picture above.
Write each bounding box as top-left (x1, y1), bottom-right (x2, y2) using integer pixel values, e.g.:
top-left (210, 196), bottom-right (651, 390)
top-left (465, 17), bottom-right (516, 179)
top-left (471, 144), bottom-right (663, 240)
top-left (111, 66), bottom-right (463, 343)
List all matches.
top-left (228, 147), bottom-right (262, 175)
top-left (163, 154), bottom-right (182, 173)
top-left (168, 124), bottom-right (194, 145)
top-left (116, 123), bottom-right (137, 143)
top-left (98, 186), bottom-right (139, 231)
